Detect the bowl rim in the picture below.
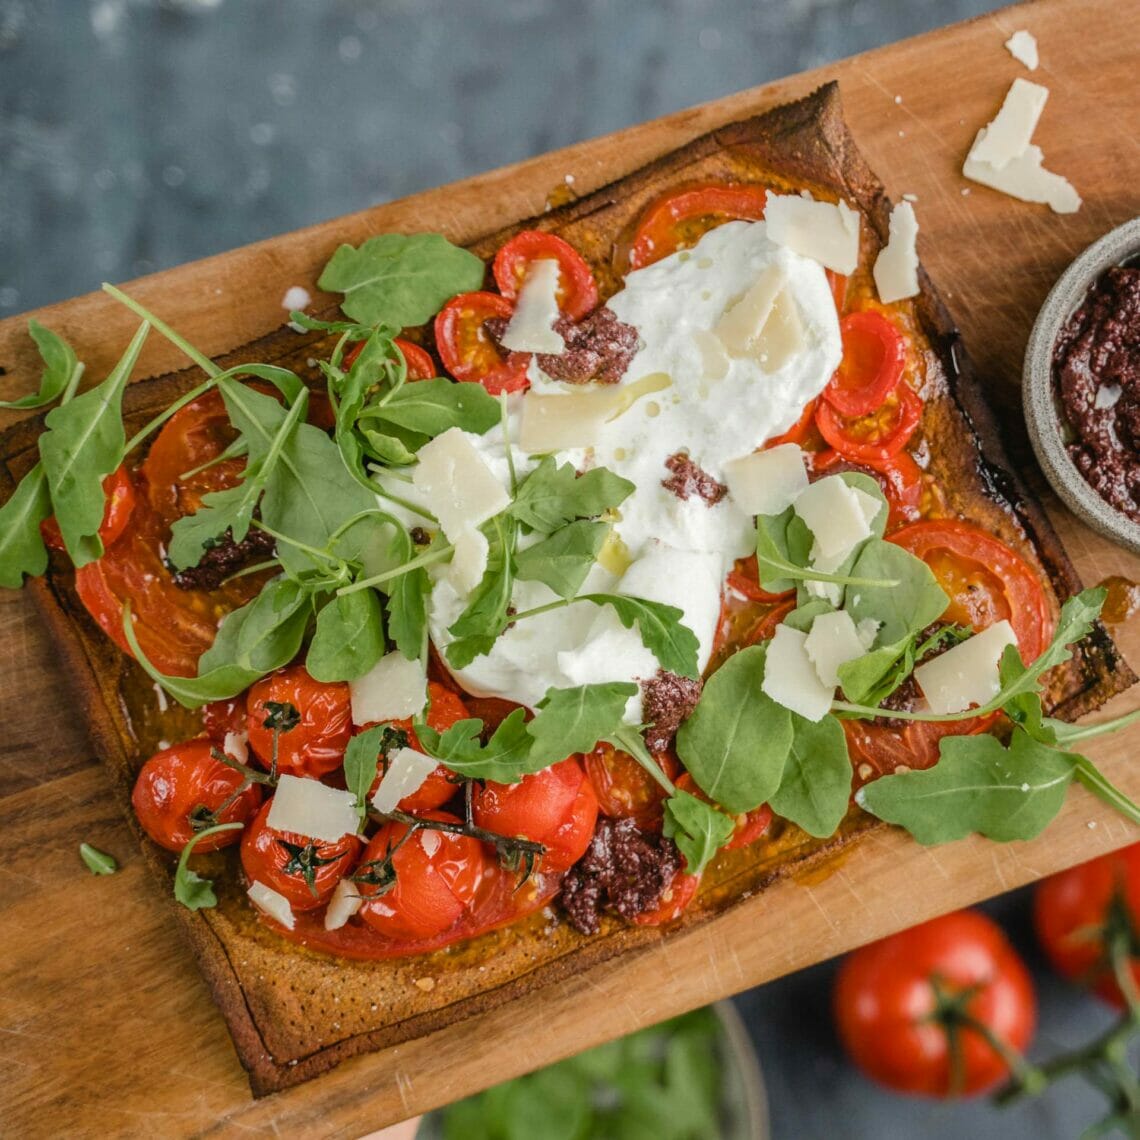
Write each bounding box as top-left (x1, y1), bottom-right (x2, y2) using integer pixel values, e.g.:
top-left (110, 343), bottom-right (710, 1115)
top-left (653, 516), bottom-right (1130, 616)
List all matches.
top-left (1022, 215), bottom-right (1140, 555)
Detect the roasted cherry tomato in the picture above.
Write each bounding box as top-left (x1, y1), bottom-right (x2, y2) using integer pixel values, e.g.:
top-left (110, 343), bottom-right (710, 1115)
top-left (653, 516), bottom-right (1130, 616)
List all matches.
top-left (357, 811), bottom-right (492, 941)
top-left (131, 739), bottom-right (262, 853)
top-left (834, 910), bottom-right (1036, 1097)
top-left (1034, 843), bottom-right (1140, 1009)
top-left (367, 682), bottom-right (469, 813)
top-left (764, 397), bottom-right (821, 451)
top-left (741, 597), bottom-right (796, 647)
top-left (41, 464), bottom-right (136, 554)
top-left (626, 182), bottom-right (768, 270)
top-left (472, 757), bottom-right (598, 873)
top-left (674, 773), bottom-right (772, 851)
top-left (726, 554), bottom-right (794, 605)
top-left (241, 799), bottom-right (361, 912)
top-left (823, 310), bottom-right (907, 418)
top-left (202, 695), bottom-right (248, 748)
top-left (632, 871), bottom-right (701, 926)
top-left (246, 665), bottom-right (352, 779)
top-left (826, 269), bottom-right (848, 314)
top-left (815, 382), bottom-right (923, 464)
top-left (434, 291), bottom-right (530, 395)
top-left (342, 336), bottom-right (436, 380)
top-left (583, 742), bottom-right (680, 831)
top-left (493, 230), bottom-right (598, 321)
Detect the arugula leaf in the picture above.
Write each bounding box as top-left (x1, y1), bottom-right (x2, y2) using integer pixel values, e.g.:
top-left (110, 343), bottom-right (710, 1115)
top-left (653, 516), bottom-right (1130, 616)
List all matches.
top-left (418, 709), bottom-right (540, 781)
top-left (445, 518), bottom-right (516, 668)
top-left (514, 520), bottom-right (608, 599)
top-left (780, 598), bottom-right (835, 634)
top-left (0, 462), bottom-right (52, 588)
top-left (509, 457), bottom-right (635, 534)
top-left (342, 725), bottom-right (386, 826)
top-left (388, 568), bottom-right (430, 662)
top-left (662, 790), bottom-right (736, 874)
top-left (837, 626), bottom-right (970, 708)
top-left (306, 589), bottom-right (386, 682)
top-left (856, 728), bottom-right (1076, 844)
top-left (580, 593), bottom-right (700, 680)
top-left (843, 538), bottom-right (948, 647)
top-left (318, 233), bottom-right (485, 328)
top-left (675, 646), bottom-right (792, 813)
top-left (362, 377), bottom-right (500, 437)
top-left (768, 715), bottom-right (852, 838)
top-left (0, 320), bottom-right (83, 410)
top-left (362, 429), bottom-right (419, 467)
top-left (526, 682), bottom-right (638, 768)
top-left (173, 823), bottom-right (243, 910)
top-left (79, 842), bottom-right (118, 875)
top-left (996, 644), bottom-right (1056, 744)
top-left (38, 321), bottom-right (149, 567)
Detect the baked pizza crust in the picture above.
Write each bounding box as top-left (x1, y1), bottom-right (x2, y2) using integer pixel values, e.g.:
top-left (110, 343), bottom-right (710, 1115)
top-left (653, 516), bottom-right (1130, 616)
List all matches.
top-left (1, 81), bottom-right (1132, 1095)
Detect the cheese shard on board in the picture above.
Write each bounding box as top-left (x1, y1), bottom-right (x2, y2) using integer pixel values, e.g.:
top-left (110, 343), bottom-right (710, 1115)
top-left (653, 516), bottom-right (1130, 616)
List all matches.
top-left (412, 427), bottom-right (511, 540)
top-left (873, 201), bottom-right (920, 304)
top-left (913, 619), bottom-right (1017, 714)
top-left (793, 475), bottom-right (874, 562)
top-left (804, 610), bottom-right (867, 689)
top-left (370, 747), bottom-right (439, 814)
top-left (764, 193), bottom-right (861, 275)
top-left (324, 878), bottom-right (362, 932)
top-left (447, 526), bottom-right (489, 596)
top-left (963, 134), bottom-right (1081, 214)
top-left (248, 881), bottom-right (295, 930)
top-left (500, 259), bottom-right (565, 354)
top-left (723, 443), bottom-right (808, 517)
top-left (519, 388), bottom-right (621, 453)
top-left (350, 650), bottom-right (428, 724)
top-left (1005, 30), bottom-right (1039, 71)
top-left (762, 623), bottom-right (834, 722)
top-left (969, 78), bottom-right (1048, 170)
top-left (267, 774), bottom-right (359, 843)
top-left (713, 265), bottom-right (786, 355)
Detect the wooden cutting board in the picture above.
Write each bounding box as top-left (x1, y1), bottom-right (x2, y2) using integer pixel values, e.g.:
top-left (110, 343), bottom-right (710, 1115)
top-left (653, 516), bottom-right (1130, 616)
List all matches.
top-left (2, 0), bottom-right (1138, 1134)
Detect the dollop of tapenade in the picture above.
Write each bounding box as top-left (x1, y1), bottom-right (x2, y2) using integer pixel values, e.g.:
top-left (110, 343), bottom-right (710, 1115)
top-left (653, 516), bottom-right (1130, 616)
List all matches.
top-left (171, 526), bottom-right (276, 592)
top-left (661, 452), bottom-right (727, 505)
top-left (641, 668), bottom-right (703, 752)
top-left (1055, 266), bottom-right (1140, 521)
top-left (558, 818), bottom-right (682, 935)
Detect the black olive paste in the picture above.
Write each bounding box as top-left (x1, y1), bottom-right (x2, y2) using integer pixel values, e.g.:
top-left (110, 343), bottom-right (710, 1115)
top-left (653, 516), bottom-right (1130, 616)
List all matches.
top-left (1055, 265), bottom-right (1140, 521)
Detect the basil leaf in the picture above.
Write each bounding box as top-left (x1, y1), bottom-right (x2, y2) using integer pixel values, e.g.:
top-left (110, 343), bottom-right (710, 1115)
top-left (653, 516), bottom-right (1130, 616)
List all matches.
top-left (844, 538), bottom-right (948, 647)
top-left (514, 520), bottom-right (608, 599)
top-left (856, 728), bottom-right (1075, 844)
top-left (0, 320), bottom-right (82, 410)
top-left (0, 462), bottom-right (52, 588)
top-left (79, 842), bottom-right (118, 875)
top-left (662, 790), bottom-right (736, 875)
top-left (306, 589), bottom-right (386, 682)
top-left (38, 321), bottom-right (150, 567)
top-left (526, 682), bottom-right (638, 768)
top-left (173, 823), bottom-right (243, 910)
top-left (343, 725), bottom-right (386, 826)
top-left (510, 457), bottom-right (635, 534)
top-left (768, 714), bottom-right (852, 838)
top-left (675, 645), bottom-right (792, 813)
top-left (318, 233), bottom-right (485, 328)
top-left (364, 377), bottom-right (500, 437)
top-left (580, 593), bottom-right (700, 680)
top-left (418, 709), bottom-right (538, 781)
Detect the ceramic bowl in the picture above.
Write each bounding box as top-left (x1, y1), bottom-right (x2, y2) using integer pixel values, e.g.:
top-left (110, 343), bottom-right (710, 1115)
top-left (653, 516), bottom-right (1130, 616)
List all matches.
top-left (1023, 217), bottom-right (1140, 553)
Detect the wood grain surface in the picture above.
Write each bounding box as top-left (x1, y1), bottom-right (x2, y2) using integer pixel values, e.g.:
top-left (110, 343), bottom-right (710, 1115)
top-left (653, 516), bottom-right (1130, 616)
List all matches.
top-left (2, 0), bottom-right (1139, 1135)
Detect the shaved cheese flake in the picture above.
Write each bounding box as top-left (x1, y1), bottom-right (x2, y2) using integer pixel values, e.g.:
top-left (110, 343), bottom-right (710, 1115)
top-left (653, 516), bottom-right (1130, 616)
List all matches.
top-left (324, 878), bottom-right (362, 931)
top-left (501, 259), bottom-right (565, 354)
top-left (248, 881), bottom-right (295, 930)
top-left (448, 526), bottom-right (489, 595)
top-left (350, 650), bottom-right (428, 725)
top-left (412, 427), bottom-right (511, 541)
top-left (519, 388), bottom-right (621, 453)
top-left (758, 290), bottom-right (806, 371)
top-left (793, 475), bottom-right (873, 562)
top-left (370, 746), bottom-right (439, 814)
top-left (714, 265), bottom-right (786, 355)
top-left (223, 729), bottom-right (249, 765)
top-left (762, 624), bottom-right (834, 722)
top-left (963, 132), bottom-right (1081, 214)
top-left (873, 201), bottom-right (920, 304)
top-left (1005, 30), bottom-right (1039, 71)
top-left (764, 193), bottom-right (860, 275)
top-left (804, 610), bottom-right (868, 688)
top-left (723, 443), bottom-right (808, 516)
top-left (267, 774), bottom-right (359, 842)
top-left (914, 620), bottom-right (1017, 714)
top-left (969, 78), bottom-right (1048, 170)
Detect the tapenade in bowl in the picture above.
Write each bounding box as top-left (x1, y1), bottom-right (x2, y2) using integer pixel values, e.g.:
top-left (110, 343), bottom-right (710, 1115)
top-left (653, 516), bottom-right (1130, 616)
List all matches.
top-left (1024, 217), bottom-right (1140, 552)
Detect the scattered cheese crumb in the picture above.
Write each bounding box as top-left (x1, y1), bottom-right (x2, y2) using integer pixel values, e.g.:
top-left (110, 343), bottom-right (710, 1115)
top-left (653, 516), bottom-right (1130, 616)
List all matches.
top-left (893, 94), bottom-right (903, 105)
top-left (1005, 29), bottom-right (1039, 70)
top-left (873, 201), bottom-right (920, 304)
top-left (281, 285), bottom-right (311, 311)
top-left (901, 192), bottom-right (918, 203)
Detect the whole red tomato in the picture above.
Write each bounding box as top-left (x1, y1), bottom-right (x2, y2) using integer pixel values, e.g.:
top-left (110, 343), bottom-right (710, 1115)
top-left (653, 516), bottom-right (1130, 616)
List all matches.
top-left (834, 910), bottom-right (1036, 1097)
top-left (246, 665), bottom-right (352, 779)
top-left (1034, 843), bottom-right (1140, 1009)
top-left (471, 757), bottom-right (598, 872)
top-left (131, 739), bottom-right (262, 853)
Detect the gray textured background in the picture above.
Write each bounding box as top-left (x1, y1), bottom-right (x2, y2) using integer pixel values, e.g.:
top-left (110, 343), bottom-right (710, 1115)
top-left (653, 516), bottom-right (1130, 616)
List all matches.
top-left (1, 2), bottom-right (1121, 1137)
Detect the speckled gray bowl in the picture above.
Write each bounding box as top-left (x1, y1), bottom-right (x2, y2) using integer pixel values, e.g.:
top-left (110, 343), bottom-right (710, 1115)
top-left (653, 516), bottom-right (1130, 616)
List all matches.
top-left (1023, 217), bottom-right (1140, 553)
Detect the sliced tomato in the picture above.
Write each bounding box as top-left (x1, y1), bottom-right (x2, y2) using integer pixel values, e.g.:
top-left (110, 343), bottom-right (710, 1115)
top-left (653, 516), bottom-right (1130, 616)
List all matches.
top-left (583, 743), bottom-right (680, 831)
top-left (815, 383), bottom-right (923, 464)
top-left (343, 336), bottom-right (436, 380)
top-left (826, 269), bottom-right (848, 314)
top-left (823, 310), bottom-right (906, 418)
top-left (725, 554), bottom-right (794, 604)
top-left (41, 464), bottom-right (136, 554)
top-left (434, 291), bottom-right (530, 395)
top-left (764, 398), bottom-right (820, 451)
top-left (493, 231), bottom-right (598, 321)
top-left (626, 182), bottom-right (769, 270)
